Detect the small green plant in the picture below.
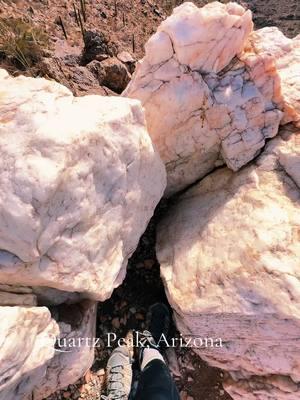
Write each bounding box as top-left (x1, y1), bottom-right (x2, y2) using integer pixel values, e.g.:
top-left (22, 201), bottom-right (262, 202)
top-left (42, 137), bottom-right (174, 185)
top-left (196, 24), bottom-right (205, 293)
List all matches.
top-left (0, 18), bottom-right (49, 70)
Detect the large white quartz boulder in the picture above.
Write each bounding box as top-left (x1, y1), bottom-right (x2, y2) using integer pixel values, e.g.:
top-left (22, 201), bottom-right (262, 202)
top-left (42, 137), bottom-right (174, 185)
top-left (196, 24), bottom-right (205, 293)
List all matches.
top-left (157, 125), bottom-right (300, 399)
top-left (0, 69), bottom-right (166, 301)
top-left (0, 306), bottom-right (59, 400)
top-left (123, 2), bottom-right (283, 195)
top-left (249, 27), bottom-right (300, 127)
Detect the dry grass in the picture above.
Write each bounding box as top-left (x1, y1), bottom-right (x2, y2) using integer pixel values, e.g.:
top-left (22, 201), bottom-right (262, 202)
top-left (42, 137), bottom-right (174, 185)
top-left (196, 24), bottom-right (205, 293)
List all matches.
top-left (0, 18), bottom-right (49, 70)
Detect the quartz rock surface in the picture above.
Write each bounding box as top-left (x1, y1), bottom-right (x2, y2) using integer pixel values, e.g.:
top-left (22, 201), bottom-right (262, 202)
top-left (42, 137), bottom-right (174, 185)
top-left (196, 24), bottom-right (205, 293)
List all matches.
top-left (0, 301), bottom-right (97, 400)
top-left (157, 125), bottom-right (300, 398)
top-left (249, 27), bottom-right (300, 127)
top-left (32, 301), bottom-right (96, 399)
top-left (225, 375), bottom-right (300, 400)
top-left (0, 68), bottom-right (166, 300)
top-left (149, 1), bottom-right (253, 73)
top-left (0, 306), bottom-right (59, 400)
top-left (124, 1), bottom-right (283, 195)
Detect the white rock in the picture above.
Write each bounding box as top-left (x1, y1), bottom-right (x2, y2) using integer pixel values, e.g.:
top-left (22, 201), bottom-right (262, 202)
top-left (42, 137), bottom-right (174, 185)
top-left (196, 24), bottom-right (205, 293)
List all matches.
top-left (0, 306), bottom-right (59, 400)
top-left (0, 69), bottom-right (166, 300)
top-left (32, 301), bottom-right (97, 399)
top-left (0, 301), bottom-right (97, 400)
top-left (249, 27), bottom-right (300, 126)
top-left (156, 2), bottom-right (253, 73)
top-left (124, 2), bottom-right (282, 195)
top-left (225, 375), bottom-right (300, 400)
top-left (157, 125), bottom-right (300, 398)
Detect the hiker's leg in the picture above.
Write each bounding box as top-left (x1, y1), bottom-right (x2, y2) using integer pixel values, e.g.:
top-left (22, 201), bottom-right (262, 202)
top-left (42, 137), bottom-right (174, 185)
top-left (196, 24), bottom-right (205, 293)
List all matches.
top-left (134, 349), bottom-right (180, 400)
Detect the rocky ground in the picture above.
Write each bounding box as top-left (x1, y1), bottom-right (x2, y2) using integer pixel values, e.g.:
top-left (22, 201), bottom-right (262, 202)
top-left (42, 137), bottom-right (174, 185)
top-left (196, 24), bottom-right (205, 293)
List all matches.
top-left (0, 1), bottom-right (299, 400)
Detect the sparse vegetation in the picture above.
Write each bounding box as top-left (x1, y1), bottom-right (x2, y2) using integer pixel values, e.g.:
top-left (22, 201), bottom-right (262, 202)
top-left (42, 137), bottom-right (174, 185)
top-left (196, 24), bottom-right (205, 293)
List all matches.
top-left (0, 18), bottom-right (49, 70)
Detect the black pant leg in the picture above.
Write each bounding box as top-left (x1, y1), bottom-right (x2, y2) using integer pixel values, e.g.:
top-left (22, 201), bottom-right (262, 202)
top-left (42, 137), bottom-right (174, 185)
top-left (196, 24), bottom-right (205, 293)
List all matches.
top-left (134, 359), bottom-right (180, 400)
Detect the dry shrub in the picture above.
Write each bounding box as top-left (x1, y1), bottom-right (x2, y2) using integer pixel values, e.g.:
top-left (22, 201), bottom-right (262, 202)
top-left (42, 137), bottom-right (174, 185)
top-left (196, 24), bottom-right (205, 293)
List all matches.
top-left (0, 18), bottom-right (49, 70)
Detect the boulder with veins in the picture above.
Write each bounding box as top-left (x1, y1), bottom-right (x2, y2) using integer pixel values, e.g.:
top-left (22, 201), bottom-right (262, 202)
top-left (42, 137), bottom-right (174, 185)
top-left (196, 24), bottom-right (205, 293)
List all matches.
top-left (0, 68), bottom-right (166, 301)
top-left (249, 27), bottom-right (300, 127)
top-left (124, 1), bottom-right (283, 195)
top-left (0, 306), bottom-right (59, 400)
top-left (157, 124), bottom-right (300, 399)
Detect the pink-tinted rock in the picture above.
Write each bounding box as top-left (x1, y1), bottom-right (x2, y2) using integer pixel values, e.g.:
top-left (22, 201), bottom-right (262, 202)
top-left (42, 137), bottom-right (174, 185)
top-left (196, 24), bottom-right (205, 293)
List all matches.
top-left (0, 69), bottom-right (166, 301)
top-left (249, 27), bottom-right (300, 127)
top-left (225, 375), bottom-right (300, 400)
top-left (0, 306), bottom-right (59, 400)
top-left (32, 301), bottom-right (96, 399)
top-left (124, 2), bottom-right (283, 195)
top-left (157, 124), bottom-right (300, 399)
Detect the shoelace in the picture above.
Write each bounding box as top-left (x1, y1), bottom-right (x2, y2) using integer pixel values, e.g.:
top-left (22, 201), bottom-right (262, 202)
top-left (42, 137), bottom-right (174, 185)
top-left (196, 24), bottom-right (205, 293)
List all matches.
top-left (135, 330), bottom-right (160, 366)
top-left (101, 395), bottom-right (126, 400)
top-left (137, 330), bottom-right (159, 349)
top-left (101, 365), bottom-right (129, 400)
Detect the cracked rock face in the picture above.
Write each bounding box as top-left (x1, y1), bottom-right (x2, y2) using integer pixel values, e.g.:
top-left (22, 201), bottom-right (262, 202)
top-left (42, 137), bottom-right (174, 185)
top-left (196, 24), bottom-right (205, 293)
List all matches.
top-left (249, 27), bottom-right (300, 127)
top-left (123, 1), bottom-right (283, 195)
top-left (0, 300), bottom-right (97, 400)
top-left (32, 301), bottom-right (97, 400)
top-left (157, 125), bottom-right (300, 399)
top-left (225, 375), bottom-right (300, 400)
top-left (0, 68), bottom-right (166, 301)
top-left (0, 306), bottom-right (59, 400)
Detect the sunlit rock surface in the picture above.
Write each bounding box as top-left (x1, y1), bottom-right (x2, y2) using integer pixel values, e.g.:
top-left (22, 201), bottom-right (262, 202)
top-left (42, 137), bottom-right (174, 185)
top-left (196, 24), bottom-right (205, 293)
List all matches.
top-left (0, 306), bottom-right (58, 400)
top-left (32, 301), bottom-right (96, 400)
top-left (124, 2), bottom-right (283, 195)
top-left (157, 125), bottom-right (300, 398)
top-left (149, 1), bottom-right (253, 73)
top-left (0, 69), bottom-right (166, 300)
top-left (249, 27), bottom-right (300, 127)
top-left (0, 301), bottom-right (97, 400)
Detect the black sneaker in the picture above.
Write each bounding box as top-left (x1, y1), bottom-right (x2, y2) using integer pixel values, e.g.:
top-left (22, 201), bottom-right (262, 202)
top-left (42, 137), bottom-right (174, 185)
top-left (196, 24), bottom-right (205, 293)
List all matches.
top-left (147, 302), bottom-right (171, 346)
top-left (135, 303), bottom-right (171, 366)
